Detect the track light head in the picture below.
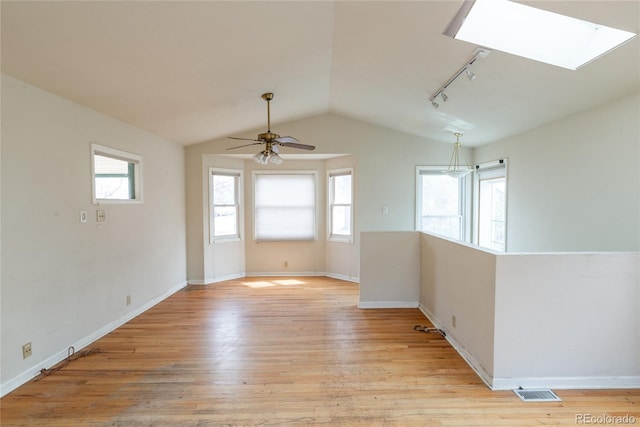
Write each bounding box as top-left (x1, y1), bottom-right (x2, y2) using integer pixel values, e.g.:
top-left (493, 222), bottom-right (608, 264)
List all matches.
top-left (431, 100), bottom-right (439, 109)
top-left (466, 68), bottom-right (476, 81)
top-left (441, 92), bottom-right (448, 102)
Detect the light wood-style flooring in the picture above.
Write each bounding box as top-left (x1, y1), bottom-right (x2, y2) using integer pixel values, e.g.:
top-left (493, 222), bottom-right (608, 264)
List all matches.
top-left (1, 276), bottom-right (638, 426)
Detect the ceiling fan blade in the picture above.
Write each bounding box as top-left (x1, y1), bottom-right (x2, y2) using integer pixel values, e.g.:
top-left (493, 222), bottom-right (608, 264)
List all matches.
top-left (228, 136), bottom-right (260, 142)
top-left (225, 142), bottom-right (264, 150)
top-left (279, 142), bottom-right (316, 151)
top-left (273, 136), bottom-right (299, 143)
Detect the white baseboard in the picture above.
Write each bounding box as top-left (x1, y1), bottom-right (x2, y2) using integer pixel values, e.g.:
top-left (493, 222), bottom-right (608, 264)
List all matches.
top-left (358, 300), bottom-right (419, 309)
top-left (189, 272), bottom-right (359, 285)
top-left (188, 273), bottom-right (245, 285)
top-left (326, 272), bottom-right (360, 283)
top-left (0, 281), bottom-right (187, 398)
top-left (245, 271), bottom-right (327, 277)
top-left (491, 376), bottom-right (640, 391)
top-left (418, 303), bottom-right (494, 389)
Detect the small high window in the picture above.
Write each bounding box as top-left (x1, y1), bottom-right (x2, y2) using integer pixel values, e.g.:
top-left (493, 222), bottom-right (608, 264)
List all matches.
top-left (92, 144), bottom-right (142, 204)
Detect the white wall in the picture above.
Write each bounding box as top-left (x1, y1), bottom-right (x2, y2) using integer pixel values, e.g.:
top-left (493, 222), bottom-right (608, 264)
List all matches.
top-left (326, 155), bottom-right (359, 282)
top-left (419, 233), bottom-right (497, 383)
top-left (493, 252), bottom-right (640, 389)
top-left (1, 75), bottom-right (186, 395)
top-left (359, 231), bottom-right (420, 308)
top-left (474, 92), bottom-right (640, 253)
top-left (184, 113), bottom-right (455, 282)
top-left (418, 232), bottom-right (640, 390)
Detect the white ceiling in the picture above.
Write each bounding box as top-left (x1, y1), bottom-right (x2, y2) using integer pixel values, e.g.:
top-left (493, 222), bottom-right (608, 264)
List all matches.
top-left (2, 1), bottom-right (638, 147)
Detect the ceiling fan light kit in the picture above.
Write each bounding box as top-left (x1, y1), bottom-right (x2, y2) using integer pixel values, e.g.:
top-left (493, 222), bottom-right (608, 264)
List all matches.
top-left (227, 92), bottom-right (315, 165)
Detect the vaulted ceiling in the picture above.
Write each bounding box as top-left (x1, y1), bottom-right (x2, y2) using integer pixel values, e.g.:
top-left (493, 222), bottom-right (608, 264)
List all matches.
top-left (2, 1), bottom-right (638, 147)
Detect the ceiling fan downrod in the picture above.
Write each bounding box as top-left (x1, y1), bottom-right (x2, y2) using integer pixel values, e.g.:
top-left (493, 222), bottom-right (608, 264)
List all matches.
top-left (262, 92), bottom-right (274, 133)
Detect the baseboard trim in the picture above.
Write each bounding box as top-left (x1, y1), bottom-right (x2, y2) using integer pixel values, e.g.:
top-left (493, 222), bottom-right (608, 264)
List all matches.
top-left (358, 300), bottom-right (419, 309)
top-left (0, 280), bottom-right (187, 398)
top-left (189, 272), bottom-right (359, 285)
top-left (325, 272), bottom-right (360, 283)
top-left (188, 273), bottom-right (245, 285)
top-left (491, 376), bottom-right (640, 391)
top-left (245, 271), bottom-right (327, 277)
top-left (418, 303), bottom-right (494, 389)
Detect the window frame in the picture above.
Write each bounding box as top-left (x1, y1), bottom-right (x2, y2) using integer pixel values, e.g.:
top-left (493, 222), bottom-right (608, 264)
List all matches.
top-left (415, 166), bottom-right (471, 242)
top-left (252, 170), bottom-right (318, 242)
top-left (327, 167), bottom-right (354, 243)
top-left (473, 159), bottom-right (508, 251)
top-left (209, 168), bottom-right (242, 244)
top-left (91, 143), bottom-right (143, 204)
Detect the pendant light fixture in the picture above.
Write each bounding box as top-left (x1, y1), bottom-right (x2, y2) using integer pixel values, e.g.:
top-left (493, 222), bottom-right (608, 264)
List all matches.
top-left (442, 133), bottom-right (473, 178)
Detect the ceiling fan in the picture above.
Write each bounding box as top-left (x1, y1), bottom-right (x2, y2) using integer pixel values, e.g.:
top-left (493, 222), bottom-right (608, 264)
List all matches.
top-left (227, 92), bottom-right (315, 164)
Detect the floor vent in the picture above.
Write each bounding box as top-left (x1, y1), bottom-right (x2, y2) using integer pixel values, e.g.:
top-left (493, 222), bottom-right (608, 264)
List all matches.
top-left (513, 389), bottom-right (561, 402)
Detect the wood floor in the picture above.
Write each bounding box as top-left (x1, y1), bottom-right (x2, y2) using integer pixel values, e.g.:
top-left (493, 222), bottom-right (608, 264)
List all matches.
top-left (1, 276), bottom-right (638, 426)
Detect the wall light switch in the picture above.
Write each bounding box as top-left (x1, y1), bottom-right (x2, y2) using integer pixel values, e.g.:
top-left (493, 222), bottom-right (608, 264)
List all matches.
top-left (96, 210), bottom-right (106, 222)
top-left (382, 206), bottom-right (389, 215)
top-left (80, 211), bottom-right (87, 223)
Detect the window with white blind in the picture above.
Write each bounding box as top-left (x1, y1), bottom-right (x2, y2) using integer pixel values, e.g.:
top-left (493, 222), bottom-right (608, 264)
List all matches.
top-left (328, 168), bottom-right (354, 242)
top-left (92, 144), bottom-right (142, 204)
top-left (253, 171), bottom-right (316, 241)
top-left (210, 169), bottom-right (241, 243)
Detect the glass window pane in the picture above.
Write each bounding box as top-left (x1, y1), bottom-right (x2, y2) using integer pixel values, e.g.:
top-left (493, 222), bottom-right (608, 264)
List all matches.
top-left (95, 176), bottom-right (130, 200)
top-left (213, 206), bottom-right (238, 237)
top-left (422, 217), bottom-right (461, 240)
top-left (479, 177), bottom-right (506, 251)
top-left (421, 175), bottom-right (459, 215)
top-left (94, 154), bottom-right (129, 174)
top-left (331, 206), bottom-right (351, 236)
top-left (213, 175), bottom-right (236, 204)
top-left (333, 174), bottom-right (352, 204)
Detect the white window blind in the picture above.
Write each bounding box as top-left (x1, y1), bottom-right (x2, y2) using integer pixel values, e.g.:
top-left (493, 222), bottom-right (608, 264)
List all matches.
top-left (254, 172), bottom-right (316, 241)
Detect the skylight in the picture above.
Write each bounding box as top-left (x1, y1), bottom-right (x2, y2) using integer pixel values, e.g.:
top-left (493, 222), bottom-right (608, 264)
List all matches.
top-left (444, 0), bottom-right (637, 70)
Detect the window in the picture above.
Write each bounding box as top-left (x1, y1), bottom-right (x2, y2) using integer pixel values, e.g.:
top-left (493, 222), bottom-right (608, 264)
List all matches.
top-left (416, 167), bottom-right (470, 241)
top-left (474, 160), bottom-right (507, 251)
top-left (210, 169), bottom-right (241, 242)
top-left (328, 168), bottom-right (354, 242)
top-left (254, 171), bottom-right (316, 241)
top-left (92, 144), bottom-right (142, 203)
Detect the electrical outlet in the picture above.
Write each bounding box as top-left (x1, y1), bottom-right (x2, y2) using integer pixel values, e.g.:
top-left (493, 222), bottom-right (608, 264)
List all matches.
top-left (96, 209), bottom-right (106, 222)
top-left (126, 295), bottom-right (131, 306)
top-left (22, 342), bottom-right (32, 359)
top-left (452, 315), bottom-right (457, 328)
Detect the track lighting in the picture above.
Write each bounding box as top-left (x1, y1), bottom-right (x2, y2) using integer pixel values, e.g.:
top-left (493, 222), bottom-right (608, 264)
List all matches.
top-left (428, 48), bottom-right (490, 108)
top-left (466, 68), bottom-right (476, 81)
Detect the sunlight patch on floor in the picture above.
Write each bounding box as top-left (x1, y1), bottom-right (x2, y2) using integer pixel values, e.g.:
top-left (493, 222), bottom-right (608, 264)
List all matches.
top-left (240, 279), bottom-right (307, 288)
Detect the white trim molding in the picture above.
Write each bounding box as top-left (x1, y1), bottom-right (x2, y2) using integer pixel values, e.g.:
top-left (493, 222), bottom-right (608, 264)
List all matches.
top-left (359, 301), bottom-right (419, 309)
